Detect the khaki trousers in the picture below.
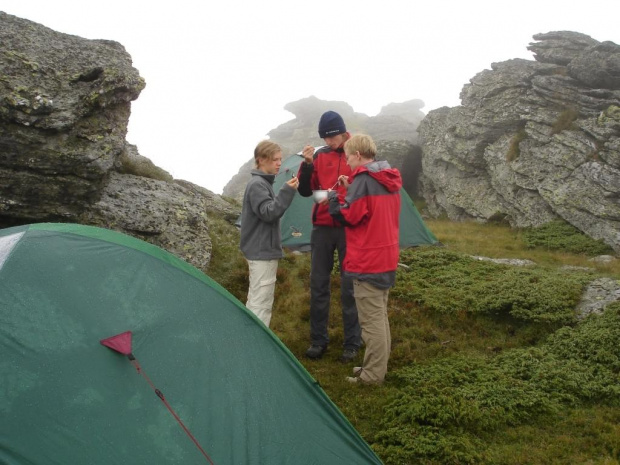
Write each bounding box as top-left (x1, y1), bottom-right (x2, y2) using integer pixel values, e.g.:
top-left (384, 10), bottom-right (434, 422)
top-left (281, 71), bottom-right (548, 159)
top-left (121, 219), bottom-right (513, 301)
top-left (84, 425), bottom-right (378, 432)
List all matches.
top-left (353, 280), bottom-right (391, 384)
top-left (246, 259), bottom-right (278, 327)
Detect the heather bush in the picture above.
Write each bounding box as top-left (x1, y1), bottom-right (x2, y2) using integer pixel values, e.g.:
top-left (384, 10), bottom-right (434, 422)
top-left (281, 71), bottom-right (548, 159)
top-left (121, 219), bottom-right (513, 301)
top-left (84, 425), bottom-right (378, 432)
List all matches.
top-left (393, 247), bottom-right (591, 324)
top-left (522, 220), bottom-right (613, 255)
top-left (372, 305), bottom-right (620, 464)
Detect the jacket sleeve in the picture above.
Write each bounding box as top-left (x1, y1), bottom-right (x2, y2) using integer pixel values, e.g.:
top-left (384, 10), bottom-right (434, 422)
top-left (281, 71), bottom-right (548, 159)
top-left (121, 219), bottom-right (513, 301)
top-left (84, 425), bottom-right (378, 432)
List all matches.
top-left (249, 182), bottom-right (296, 224)
top-left (297, 162), bottom-right (314, 197)
top-left (297, 152), bottom-right (320, 197)
top-left (327, 191), bottom-right (348, 225)
top-left (329, 179), bottom-right (369, 227)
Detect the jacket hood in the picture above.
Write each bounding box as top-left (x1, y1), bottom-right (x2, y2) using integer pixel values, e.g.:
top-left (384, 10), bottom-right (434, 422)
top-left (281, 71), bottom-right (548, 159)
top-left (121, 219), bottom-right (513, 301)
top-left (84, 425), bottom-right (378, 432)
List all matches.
top-left (352, 161), bottom-right (402, 193)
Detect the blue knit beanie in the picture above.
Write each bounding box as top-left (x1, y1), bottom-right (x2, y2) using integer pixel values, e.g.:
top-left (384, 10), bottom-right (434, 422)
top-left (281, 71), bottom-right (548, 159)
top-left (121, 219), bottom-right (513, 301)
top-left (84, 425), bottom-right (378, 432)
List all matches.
top-left (318, 111), bottom-right (346, 138)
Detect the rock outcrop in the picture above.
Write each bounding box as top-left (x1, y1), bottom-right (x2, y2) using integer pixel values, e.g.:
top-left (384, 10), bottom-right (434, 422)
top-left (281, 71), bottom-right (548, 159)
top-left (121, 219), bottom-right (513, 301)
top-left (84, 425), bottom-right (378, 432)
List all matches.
top-left (418, 31), bottom-right (620, 252)
top-left (222, 95), bottom-right (425, 202)
top-left (576, 277), bottom-right (620, 319)
top-left (0, 12), bottom-right (239, 270)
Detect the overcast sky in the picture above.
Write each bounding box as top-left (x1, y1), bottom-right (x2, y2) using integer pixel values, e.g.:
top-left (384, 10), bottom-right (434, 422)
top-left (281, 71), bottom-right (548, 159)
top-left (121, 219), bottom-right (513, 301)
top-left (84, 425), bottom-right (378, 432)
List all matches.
top-left (2, 1), bottom-right (619, 194)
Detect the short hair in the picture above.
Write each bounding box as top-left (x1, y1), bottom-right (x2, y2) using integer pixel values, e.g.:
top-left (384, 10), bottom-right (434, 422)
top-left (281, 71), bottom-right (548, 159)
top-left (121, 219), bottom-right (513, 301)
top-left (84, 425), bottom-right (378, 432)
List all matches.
top-left (254, 140), bottom-right (281, 168)
top-left (344, 134), bottom-right (376, 159)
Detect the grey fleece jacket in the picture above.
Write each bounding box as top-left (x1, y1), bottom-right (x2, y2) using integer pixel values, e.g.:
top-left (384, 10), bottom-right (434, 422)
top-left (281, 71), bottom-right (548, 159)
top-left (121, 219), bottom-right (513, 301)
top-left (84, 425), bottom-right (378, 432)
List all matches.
top-left (240, 169), bottom-right (296, 260)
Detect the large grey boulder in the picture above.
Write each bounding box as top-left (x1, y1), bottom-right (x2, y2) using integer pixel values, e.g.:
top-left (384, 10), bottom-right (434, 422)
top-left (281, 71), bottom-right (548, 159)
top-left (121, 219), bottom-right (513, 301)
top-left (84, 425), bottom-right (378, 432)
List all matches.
top-left (0, 11), bottom-right (144, 221)
top-left (78, 173), bottom-right (213, 270)
top-left (419, 31), bottom-right (620, 252)
top-left (0, 12), bottom-right (239, 269)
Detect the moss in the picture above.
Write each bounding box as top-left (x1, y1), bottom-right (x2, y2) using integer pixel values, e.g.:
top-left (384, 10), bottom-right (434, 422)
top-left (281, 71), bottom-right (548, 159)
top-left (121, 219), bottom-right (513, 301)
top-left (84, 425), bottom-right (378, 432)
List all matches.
top-left (118, 151), bottom-right (173, 182)
top-left (3, 50), bottom-right (40, 72)
top-left (597, 105), bottom-right (620, 124)
top-left (87, 92), bottom-right (101, 103)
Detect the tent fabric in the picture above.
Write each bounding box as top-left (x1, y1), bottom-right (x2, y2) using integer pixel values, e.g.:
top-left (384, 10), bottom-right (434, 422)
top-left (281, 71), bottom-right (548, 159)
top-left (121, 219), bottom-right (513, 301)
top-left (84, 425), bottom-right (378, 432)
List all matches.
top-left (0, 223), bottom-right (382, 465)
top-left (276, 153), bottom-right (438, 251)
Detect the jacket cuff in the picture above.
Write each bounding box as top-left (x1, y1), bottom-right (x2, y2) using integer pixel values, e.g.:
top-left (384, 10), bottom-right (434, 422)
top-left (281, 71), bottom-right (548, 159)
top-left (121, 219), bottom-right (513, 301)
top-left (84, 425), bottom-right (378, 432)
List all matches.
top-left (299, 162), bottom-right (314, 174)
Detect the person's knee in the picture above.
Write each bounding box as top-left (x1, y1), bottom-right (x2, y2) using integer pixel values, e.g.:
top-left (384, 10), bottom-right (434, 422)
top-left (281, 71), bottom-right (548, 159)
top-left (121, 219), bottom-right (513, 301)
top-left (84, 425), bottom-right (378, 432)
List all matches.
top-left (310, 274), bottom-right (331, 288)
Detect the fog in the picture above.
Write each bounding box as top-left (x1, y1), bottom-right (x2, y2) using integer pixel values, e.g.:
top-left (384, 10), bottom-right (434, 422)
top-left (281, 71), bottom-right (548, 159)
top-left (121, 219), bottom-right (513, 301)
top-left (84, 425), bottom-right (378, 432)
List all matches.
top-left (2, 0), bottom-right (619, 193)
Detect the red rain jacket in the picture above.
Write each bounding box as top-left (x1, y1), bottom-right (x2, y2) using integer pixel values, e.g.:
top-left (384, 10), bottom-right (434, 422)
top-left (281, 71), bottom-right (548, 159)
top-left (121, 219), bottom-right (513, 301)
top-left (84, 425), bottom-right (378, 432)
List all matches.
top-left (328, 160), bottom-right (401, 285)
top-left (297, 146), bottom-right (352, 227)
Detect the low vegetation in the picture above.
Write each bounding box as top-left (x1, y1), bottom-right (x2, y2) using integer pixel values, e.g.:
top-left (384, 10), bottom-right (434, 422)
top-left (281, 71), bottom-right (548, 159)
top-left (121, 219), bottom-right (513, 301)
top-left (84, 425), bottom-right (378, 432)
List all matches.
top-left (506, 128), bottom-right (527, 162)
top-left (118, 150), bottom-right (174, 182)
top-left (550, 107), bottom-right (579, 135)
top-left (207, 213), bottom-right (620, 464)
top-left (522, 220), bottom-right (614, 256)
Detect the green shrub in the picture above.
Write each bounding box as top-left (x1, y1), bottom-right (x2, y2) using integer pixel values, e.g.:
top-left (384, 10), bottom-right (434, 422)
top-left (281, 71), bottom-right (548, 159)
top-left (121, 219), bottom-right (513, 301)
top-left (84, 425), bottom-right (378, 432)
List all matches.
top-left (372, 305), bottom-right (620, 463)
top-left (393, 248), bottom-right (591, 324)
top-left (374, 424), bottom-right (484, 464)
top-left (374, 354), bottom-right (557, 463)
top-left (522, 220), bottom-right (613, 255)
top-left (472, 267), bottom-right (588, 323)
top-left (546, 302), bottom-right (620, 374)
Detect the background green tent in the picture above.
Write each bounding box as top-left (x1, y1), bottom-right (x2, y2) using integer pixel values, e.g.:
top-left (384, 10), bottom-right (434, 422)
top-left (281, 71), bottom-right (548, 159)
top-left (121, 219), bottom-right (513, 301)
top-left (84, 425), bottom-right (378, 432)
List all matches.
top-left (0, 223), bottom-right (382, 465)
top-left (276, 153), bottom-right (438, 251)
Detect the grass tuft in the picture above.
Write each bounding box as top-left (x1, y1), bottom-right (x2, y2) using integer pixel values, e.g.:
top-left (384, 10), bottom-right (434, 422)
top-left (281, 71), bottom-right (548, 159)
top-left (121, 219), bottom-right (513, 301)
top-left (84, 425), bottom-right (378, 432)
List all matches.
top-left (506, 128), bottom-right (527, 162)
top-left (550, 107), bottom-right (579, 135)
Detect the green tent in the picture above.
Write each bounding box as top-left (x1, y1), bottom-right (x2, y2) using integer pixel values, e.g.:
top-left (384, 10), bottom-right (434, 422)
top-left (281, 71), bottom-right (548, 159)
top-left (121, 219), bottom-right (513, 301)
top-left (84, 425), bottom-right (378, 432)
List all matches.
top-left (0, 223), bottom-right (382, 465)
top-left (277, 153), bottom-right (438, 251)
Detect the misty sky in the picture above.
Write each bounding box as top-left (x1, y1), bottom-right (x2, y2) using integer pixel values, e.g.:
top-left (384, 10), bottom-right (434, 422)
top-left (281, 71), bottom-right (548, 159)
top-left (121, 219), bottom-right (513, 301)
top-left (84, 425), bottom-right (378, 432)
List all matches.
top-left (2, 1), bottom-right (619, 193)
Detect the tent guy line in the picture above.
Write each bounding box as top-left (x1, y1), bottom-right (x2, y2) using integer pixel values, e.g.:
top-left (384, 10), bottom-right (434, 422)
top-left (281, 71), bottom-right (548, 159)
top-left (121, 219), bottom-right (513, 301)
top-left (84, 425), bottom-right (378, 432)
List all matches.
top-left (101, 331), bottom-right (216, 465)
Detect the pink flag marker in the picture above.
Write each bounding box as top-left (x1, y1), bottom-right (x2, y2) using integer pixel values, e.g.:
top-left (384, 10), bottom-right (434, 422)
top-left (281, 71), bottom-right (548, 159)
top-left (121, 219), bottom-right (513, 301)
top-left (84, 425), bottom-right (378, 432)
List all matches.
top-left (100, 331), bottom-right (133, 356)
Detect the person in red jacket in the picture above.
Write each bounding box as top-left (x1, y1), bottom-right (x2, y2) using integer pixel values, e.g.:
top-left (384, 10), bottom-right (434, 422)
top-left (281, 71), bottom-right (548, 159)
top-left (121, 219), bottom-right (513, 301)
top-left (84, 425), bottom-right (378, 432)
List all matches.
top-left (327, 134), bottom-right (401, 384)
top-left (297, 111), bottom-right (361, 362)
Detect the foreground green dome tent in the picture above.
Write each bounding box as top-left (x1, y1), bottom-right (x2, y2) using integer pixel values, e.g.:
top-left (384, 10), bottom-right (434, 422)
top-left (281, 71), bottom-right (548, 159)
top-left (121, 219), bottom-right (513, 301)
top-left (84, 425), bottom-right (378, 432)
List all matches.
top-left (0, 223), bottom-right (382, 464)
top-left (275, 153), bottom-right (438, 251)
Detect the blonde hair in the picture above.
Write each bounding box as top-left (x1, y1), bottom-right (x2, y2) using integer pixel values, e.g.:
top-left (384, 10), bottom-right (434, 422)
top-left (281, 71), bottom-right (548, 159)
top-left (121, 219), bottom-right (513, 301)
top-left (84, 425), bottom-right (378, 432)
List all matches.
top-left (344, 134), bottom-right (376, 159)
top-left (254, 140), bottom-right (281, 168)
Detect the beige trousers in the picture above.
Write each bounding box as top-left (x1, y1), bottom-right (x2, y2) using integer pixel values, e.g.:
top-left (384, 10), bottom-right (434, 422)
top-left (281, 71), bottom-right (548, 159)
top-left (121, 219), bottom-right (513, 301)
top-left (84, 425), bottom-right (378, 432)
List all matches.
top-left (354, 280), bottom-right (391, 384)
top-left (246, 259), bottom-right (278, 327)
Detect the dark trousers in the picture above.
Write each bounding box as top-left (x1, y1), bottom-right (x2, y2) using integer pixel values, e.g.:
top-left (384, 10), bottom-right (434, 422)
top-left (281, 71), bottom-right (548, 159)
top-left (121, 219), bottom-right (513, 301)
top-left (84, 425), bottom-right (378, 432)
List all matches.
top-left (309, 226), bottom-right (361, 350)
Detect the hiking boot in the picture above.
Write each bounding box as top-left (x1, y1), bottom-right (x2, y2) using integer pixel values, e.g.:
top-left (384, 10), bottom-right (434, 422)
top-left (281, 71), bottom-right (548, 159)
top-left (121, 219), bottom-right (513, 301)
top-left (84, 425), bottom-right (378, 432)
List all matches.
top-left (346, 376), bottom-right (360, 384)
top-left (305, 345), bottom-right (327, 359)
top-left (339, 348), bottom-right (358, 363)
top-left (352, 366), bottom-right (363, 376)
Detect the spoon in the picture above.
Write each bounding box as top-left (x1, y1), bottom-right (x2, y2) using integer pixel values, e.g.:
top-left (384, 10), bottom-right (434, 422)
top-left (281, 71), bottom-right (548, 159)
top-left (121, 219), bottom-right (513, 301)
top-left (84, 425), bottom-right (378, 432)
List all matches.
top-left (328, 179), bottom-right (340, 190)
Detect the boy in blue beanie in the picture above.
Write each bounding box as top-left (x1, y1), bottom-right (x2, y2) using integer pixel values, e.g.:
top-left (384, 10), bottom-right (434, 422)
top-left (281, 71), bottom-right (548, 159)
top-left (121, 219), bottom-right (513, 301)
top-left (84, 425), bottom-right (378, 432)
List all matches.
top-left (296, 111), bottom-right (361, 362)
